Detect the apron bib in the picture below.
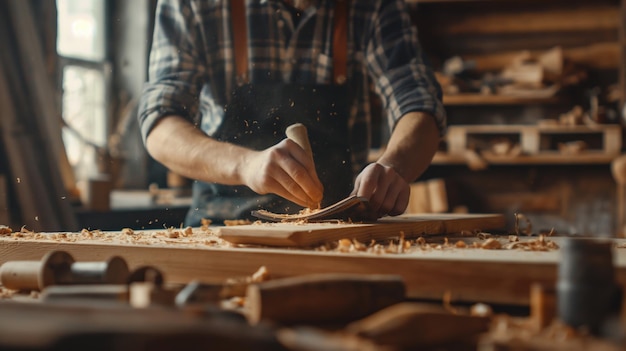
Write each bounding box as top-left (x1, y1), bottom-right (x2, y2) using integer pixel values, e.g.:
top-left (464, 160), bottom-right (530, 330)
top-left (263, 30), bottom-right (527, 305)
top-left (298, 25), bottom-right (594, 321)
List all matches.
top-left (185, 0), bottom-right (351, 225)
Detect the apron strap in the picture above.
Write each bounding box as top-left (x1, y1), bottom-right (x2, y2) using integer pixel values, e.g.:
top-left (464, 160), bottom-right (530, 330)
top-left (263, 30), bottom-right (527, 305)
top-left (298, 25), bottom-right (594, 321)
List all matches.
top-left (231, 0), bottom-right (249, 84)
top-left (230, 0), bottom-right (349, 85)
top-left (332, 0), bottom-right (348, 84)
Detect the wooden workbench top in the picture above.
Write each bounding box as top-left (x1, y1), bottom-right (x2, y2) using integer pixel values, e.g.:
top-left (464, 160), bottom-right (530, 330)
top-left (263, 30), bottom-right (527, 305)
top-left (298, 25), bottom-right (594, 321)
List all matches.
top-left (1, 219), bottom-right (625, 306)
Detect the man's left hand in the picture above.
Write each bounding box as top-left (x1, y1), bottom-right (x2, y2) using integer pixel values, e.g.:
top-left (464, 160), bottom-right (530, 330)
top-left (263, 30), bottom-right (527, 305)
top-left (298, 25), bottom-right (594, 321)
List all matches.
top-left (351, 162), bottom-right (410, 218)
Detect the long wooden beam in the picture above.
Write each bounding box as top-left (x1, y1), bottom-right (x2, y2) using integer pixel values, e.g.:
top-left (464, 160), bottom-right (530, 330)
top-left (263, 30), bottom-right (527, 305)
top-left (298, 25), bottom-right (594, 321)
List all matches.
top-left (2, 235), bottom-right (625, 306)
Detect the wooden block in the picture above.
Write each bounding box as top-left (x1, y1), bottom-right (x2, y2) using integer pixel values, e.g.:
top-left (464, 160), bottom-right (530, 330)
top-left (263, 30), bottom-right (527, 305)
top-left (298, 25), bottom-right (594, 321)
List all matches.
top-left (447, 128), bottom-right (467, 154)
top-left (521, 128), bottom-right (540, 155)
top-left (347, 302), bottom-right (490, 349)
top-left (217, 214), bottom-right (506, 247)
top-left (405, 182), bottom-right (431, 214)
top-left (530, 283), bottom-right (556, 331)
top-left (129, 282), bottom-right (177, 308)
top-left (427, 179), bottom-right (448, 213)
top-left (604, 127), bottom-right (622, 155)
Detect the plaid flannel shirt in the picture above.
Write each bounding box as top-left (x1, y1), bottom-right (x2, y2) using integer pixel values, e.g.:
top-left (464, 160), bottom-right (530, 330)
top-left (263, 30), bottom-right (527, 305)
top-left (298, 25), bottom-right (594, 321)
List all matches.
top-left (139, 0), bottom-right (446, 171)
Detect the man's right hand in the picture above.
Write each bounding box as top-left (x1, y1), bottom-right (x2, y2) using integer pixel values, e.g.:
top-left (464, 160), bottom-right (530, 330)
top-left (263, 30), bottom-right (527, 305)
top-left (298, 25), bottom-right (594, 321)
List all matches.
top-left (240, 138), bottom-right (324, 209)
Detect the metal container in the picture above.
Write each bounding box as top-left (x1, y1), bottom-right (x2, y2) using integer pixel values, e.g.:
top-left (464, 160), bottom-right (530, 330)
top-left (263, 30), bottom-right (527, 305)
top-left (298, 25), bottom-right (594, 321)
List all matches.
top-left (557, 237), bottom-right (621, 332)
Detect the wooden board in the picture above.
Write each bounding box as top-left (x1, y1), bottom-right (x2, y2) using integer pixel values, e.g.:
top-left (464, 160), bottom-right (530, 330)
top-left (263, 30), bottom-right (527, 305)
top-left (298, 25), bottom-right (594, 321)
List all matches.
top-left (217, 214), bottom-right (506, 247)
top-left (2, 234), bottom-right (626, 306)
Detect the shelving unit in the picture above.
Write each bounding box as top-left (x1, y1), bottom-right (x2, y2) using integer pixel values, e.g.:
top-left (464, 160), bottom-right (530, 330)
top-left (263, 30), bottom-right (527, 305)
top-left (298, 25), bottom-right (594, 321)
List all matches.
top-left (443, 94), bottom-right (563, 106)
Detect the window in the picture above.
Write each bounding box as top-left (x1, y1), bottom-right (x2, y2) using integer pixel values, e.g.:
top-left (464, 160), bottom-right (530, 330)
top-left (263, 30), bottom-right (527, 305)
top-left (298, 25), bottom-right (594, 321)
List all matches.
top-left (56, 0), bottom-right (109, 180)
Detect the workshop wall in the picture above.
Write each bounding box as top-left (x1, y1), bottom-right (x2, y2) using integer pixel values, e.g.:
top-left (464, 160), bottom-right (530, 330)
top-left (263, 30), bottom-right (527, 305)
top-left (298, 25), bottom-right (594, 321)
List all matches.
top-left (405, 0), bottom-right (623, 236)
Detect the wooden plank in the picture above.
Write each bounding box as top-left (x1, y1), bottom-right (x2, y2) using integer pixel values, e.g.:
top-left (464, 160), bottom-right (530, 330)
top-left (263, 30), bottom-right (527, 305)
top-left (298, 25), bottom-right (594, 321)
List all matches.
top-left (439, 6), bottom-right (619, 35)
top-left (217, 214), bottom-right (505, 247)
top-left (433, 151), bottom-right (619, 165)
top-left (445, 125), bottom-right (622, 157)
top-left (2, 235), bottom-right (626, 306)
top-left (443, 94), bottom-right (563, 106)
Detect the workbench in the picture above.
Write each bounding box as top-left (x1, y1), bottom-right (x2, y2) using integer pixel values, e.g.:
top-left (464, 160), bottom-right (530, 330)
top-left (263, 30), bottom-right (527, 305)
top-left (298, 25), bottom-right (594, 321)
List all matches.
top-left (1, 213), bottom-right (624, 306)
top-left (2, 214), bottom-right (626, 351)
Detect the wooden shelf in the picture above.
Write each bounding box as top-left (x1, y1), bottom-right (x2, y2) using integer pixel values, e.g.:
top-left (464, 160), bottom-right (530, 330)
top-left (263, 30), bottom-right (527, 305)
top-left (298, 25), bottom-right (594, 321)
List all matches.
top-left (432, 151), bottom-right (618, 165)
top-left (443, 94), bottom-right (563, 106)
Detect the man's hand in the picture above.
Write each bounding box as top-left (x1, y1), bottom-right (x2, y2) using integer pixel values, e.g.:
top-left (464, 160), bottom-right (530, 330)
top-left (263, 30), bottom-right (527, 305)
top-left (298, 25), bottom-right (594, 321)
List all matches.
top-left (351, 111), bottom-right (440, 219)
top-left (240, 138), bottom-right (324, 208)
top-left (352, 162), bottom-right (410, 218)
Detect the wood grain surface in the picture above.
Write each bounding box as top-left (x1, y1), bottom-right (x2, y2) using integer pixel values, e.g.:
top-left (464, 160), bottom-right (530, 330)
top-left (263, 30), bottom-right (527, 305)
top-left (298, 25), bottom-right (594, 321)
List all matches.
top-left (217, 213), bottom-right (506, 247)
top-left (2, 232), bottom-right (626, 305)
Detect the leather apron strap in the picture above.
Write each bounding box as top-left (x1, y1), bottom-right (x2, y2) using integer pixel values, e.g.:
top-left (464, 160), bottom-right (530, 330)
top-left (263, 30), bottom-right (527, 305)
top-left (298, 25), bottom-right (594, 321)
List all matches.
top-left (231, 0), bottom-right (348, 84)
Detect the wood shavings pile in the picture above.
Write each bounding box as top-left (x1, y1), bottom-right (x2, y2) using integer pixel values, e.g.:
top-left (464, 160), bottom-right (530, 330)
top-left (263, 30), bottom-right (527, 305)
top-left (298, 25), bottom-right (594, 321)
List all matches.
top-left (0, 287), bottom-right (17, 299)
top-left (480, 315), bottom-right (620, 350)
top-left (318, 232), bottom-right (559, 255)
top-left (0, 225), bottom-right (230, 248)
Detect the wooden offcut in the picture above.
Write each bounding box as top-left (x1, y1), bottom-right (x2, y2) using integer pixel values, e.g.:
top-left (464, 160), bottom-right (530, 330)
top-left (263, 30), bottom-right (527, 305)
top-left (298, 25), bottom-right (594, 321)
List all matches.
top-left (217, 213), bottom-right (505, 247)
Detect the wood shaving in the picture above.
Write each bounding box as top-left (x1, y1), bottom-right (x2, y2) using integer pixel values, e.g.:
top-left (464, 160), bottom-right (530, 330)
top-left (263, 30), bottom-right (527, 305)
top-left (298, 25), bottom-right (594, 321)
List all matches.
top-left (122, 228), bottom-right (134, 235)
top-left (480, 316), bottom-right (619, 350)
top-left (0, 287), bottom-right (17, 299)
top-left (224, 219), bottom-right (252, 226)
top-left (251, 266), bottom-right (270, 283)
top-left (504, 235), bottom-right (559, 251)
top-left (0, 226), bottom-right (12, 236)
top-left (481, 238), bottom-right (503, 250)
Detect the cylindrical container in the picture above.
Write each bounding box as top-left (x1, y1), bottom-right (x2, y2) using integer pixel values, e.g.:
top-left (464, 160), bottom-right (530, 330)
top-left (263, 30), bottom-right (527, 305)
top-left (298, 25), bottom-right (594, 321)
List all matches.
top-left (0, 251), bottom-right (74, 291)
top-left (71, 256), bottom-right (129, 284)
top-left (557, 237), bottom-right (621, 331)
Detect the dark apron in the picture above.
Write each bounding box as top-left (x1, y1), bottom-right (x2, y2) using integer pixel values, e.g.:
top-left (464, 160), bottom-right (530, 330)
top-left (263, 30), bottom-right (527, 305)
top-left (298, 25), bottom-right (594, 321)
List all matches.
top-left (185, 82), bottom-right (354, 225)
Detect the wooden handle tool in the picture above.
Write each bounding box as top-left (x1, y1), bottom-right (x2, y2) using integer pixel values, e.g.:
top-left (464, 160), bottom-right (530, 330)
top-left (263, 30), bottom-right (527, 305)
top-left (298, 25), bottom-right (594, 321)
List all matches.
top-left (346, 302), bottom-right (490, 349)
top-left (286, 123), bottom-right (320, 209)
top-left (286, 123), bottom-right (313, 160)
top-left (245, 273), bottom-right (405, 325)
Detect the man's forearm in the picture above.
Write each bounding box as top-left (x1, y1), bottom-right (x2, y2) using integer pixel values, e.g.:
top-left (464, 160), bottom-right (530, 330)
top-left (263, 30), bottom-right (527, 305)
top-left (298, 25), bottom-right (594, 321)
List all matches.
top-left (145, 115), bottom-right (251, 185)
top-left (377, 111), bottom-right (440, 182)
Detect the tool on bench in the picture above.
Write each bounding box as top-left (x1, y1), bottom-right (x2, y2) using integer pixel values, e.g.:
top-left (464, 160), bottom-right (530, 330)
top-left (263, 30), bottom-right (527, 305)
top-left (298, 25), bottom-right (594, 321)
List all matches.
top-left (0, 251), bottom-right (74, 290)
top-left (245, 273), bottom-right (406, 325)
top-left (251, 123), bottom-right (369, 222)
top-left (71, 256), bottom-right (129, 285)
top-left (0, 251), bottom-right (130, 291)
top-left (345, 302), bottom-right (491, 349)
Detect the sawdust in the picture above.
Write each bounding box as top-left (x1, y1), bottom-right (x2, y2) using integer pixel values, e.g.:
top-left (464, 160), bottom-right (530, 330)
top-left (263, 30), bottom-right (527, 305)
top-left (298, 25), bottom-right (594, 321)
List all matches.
top-left (0, 287), bottom-right (17, 299)
top-left (224, 219), bottom-right (253, 226)
top-left (319, 232), bottom-right (559, 255)
top-left (0, 225), bottom-right (230, 248)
